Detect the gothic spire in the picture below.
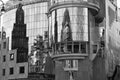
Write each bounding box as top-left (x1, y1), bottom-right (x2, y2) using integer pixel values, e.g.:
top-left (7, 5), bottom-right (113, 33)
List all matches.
top-left (16, 3), bottom-right (24, 24)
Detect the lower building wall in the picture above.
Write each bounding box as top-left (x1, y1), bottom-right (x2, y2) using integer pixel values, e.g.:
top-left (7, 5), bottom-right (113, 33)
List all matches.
top-left (9, 78), bottom-right (43, 80)
top-left (93, 55), bottom-right (107, 80)
top-left (55, 58), bottom-right (93, 80)
top-left (8, 62), bottom-right (28, 80)
top-left (9, 78), bottom-right (27, 80)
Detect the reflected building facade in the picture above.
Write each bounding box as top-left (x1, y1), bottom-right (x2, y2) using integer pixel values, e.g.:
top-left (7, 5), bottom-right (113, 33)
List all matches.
top-left (12, 3), bottom-right (28, 63)
top-left (1, 0), bottom-right (48, 54)
top-left (49, 0), bottom-right (90, 54)
top-left (48, 0), bottom-right (105, 80)
top-left (1, 0), bottom-right (120, 80)
top-left (1, 0), bottom-right (49, 74)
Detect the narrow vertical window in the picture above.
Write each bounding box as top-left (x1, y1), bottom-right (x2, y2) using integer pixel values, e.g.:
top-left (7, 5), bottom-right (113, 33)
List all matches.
top-left (2, 69), bottom-right (5, 76)
top-left (3, 55), bottom-right (6, 62)
top-left (10, 67), bottom-right (14, 75)
top-left (93, 45), bottom-right (97, 53)
top-left (0, 44), bottom-right (1, 50)
top-left (3, 42), bottom-right (6, 49)
top-left (81, 43), bottom-right (86, 53)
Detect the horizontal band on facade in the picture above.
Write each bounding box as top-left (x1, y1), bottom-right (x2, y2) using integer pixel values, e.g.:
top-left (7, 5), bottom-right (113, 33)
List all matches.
top-left (52, 53), bottom-right (88, 61)
top-left (49, 1), bottom-right (100, 14)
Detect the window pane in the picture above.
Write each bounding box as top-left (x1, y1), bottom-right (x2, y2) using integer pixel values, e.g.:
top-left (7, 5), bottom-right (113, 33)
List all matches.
top-left (19, 66), bottom-right (25, 74)
top-left (67, 45), bottom-right (72, 52)
top-left (2, 69), bottom-right (5, 76)
top-left (10, 53), bottom-right (14, 60)
top-left (3, 42), bottom-right (6, 49)
top-left (74, 45), bottom-right (79, 53)
top-left (10, 67), bottom-right (14, 75)
top-left (81, 43), bottom-right (86, 53)
top-left (93, 45), bottom-right (97, 53)
top-left (3, 55), bottom-right (6, 62)
top-left (64, 60), bottom-right (78, 71)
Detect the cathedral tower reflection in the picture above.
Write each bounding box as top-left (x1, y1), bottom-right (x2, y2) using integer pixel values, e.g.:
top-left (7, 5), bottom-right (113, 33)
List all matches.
top-left (12, 3), bottom-right (28, 63)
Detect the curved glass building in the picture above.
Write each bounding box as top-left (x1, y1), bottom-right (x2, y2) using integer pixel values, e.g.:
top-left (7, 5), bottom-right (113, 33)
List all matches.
top-left (48, 0), bottom-right (101, 54)
top-left (48, 0), bottom-right (100, 56)
top-left (48, 0), bottom-right (105, 80)
top-left (1, 0), bottom-right (48, 54)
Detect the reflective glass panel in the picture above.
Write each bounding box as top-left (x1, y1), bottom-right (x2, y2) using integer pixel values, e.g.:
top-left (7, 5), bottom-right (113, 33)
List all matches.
top-left (49, 7), bottom-right (88, 43)
top-left (1, 2), bottom-right (48, 54)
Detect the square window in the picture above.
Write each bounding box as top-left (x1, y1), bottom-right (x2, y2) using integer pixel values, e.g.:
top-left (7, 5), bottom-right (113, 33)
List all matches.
top-left (10, 53), bottom-right (14, 60)
top-left (10, 67), bottom-right (14, 75)
top-left (2, 69), bottom-right (5, 76)
top-left (19, 66), bottom-right (25, 74)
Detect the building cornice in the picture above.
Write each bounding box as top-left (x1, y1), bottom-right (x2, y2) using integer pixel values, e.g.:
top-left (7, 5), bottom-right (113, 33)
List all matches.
top-left (49, 1), bottom-right (100, 15)
top-left (52, 53), bottom-right (88, 61)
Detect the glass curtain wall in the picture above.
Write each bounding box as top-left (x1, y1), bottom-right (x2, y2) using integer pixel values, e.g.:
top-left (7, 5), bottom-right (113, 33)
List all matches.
top-left (49, 0), bottom-right (89, 72)
top-left (1, 2), bottom-right (48, 54)
top-left (49, 7), bottom-right (88, 54)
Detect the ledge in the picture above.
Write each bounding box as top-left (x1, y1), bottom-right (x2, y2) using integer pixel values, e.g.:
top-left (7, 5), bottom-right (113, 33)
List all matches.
top-left (64, 68), bottom-right (78, 71)
top-left (52, 53), bottom-right (88, 61)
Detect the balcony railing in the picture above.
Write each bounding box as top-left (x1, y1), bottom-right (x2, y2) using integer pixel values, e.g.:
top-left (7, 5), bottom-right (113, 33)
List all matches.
top-left (52, 52), bottom-right (88, 61)
top-left (51, 41), bottom-right (89, 61)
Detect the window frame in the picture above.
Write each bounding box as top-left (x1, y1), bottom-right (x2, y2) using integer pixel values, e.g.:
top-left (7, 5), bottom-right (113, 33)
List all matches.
top-left (64, 60), bottom-right (78, 71)
top-left (55, 41), bottom-right (88, 54)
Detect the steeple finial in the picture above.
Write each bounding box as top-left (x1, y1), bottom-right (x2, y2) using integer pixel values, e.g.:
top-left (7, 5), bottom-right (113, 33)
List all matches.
top-left (15, 2), bottom-right (24, 24)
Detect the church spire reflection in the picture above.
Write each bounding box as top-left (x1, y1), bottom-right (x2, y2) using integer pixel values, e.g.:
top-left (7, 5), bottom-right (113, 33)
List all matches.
top-left (12, 3), bottom-right (28, 63)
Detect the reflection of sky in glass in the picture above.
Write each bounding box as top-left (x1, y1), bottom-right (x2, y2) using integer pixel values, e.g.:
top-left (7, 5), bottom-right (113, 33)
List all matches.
top-left (118, 0), bottom-right (120, 8)
top-left (50, 7), bottom-right (88, 42)
top-left (1, 2), bottom-right (48, 53)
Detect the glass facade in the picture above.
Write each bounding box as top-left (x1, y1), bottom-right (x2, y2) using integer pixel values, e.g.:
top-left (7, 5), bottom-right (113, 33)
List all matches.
top-left (49, 7), bottom-right (88, 54)
top-left (49, 3), bottom-right (89, 72)
top-left (50, 7), bottom-right (88, 42)
top-left (1, 2), bottom-right (48, 54)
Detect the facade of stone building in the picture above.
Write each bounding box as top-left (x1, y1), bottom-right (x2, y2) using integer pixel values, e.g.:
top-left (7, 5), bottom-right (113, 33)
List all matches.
top-left (0, 32), bottom-right (28, 80)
